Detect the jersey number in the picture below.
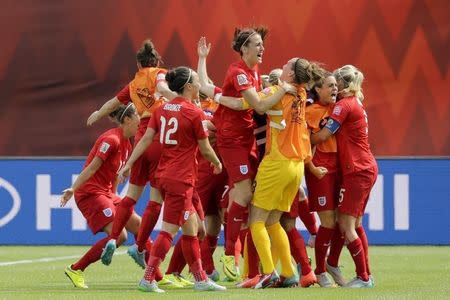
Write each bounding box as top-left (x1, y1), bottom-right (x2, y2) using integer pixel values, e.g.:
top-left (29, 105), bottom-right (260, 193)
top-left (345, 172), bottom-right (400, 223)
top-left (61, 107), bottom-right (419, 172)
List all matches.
top-left (338, 188), bottom-right (346, 203)
top-left (160, 116), bottom-right (178, 145)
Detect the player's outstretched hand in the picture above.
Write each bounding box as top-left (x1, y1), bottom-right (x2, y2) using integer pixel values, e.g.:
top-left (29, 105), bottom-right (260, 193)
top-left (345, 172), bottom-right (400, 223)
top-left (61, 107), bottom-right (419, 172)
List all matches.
top-left (87, 111), bottom-right (100, 126)
top-left (198, 37), bottom-right (211, 58)
top-left (60, 188), bottom-right (74, 207)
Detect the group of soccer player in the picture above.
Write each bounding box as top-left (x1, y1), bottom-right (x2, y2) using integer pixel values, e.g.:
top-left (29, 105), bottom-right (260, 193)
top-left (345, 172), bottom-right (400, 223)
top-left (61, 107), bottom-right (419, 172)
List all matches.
top-left (60, 25), bottom-right (378, 292)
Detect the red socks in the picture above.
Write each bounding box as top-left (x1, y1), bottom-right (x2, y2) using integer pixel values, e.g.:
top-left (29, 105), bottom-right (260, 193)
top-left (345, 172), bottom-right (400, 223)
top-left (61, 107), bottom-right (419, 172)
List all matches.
top-left (246, 231), bottom-right (261, 278)
top-left (110, 196), bottom-right (136, 240)
top-left (137, 201), bottom-right (162, 252)
top-left (72, 237), bottom-right (109, 271)
top-left (286, 228), bottom-right (311, 275)
top-left (225, 202), bottom-right (246, 255)
top-left (181, 235), bottom-right (207, 282)
top-left (314, 226), bottom-right (334, 274)
top-left (298, 199), bottom-right (318, 236)
top-left (166, 237), bottom-right (186, 274)
top-left (144, 231), bottom-right (173, 282)
top-left (356, 226), bottom-right (371, 275)
top-left (200, 234), bottom-right (218, 274)
top-left (327, 223), bottom-right (345, 267)
top-left (347, 238), bottom-right (369, 281)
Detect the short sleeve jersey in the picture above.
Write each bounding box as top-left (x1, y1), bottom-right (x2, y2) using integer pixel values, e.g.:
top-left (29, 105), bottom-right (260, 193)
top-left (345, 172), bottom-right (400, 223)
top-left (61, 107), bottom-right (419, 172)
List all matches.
top-left (76, 128), bottom-right (131, 197)
top-left (306, 103), bottom-right (338, 172)
top-left (116, 67), bottom-right (167, 117)
top-left (149, 97), bottom-right (208, 185)
top-left (328, 96), bottom-right (376, 175)
top-left (214, 60), bottom-right (261, 143)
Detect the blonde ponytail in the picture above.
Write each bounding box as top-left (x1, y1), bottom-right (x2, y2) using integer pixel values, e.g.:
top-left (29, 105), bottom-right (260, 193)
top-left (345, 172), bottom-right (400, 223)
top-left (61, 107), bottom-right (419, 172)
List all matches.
top-left (334, 65), bottom-right (364, 101)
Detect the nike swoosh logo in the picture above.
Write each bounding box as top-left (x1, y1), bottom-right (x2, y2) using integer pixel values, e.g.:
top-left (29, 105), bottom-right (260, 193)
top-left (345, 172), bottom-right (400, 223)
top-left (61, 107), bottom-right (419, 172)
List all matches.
top-left (324, 243), bottom-right (331, 247)
top-left (233, 218), bottom-right (243, 222)
top-left (352, 249), bottom-right (362, 257)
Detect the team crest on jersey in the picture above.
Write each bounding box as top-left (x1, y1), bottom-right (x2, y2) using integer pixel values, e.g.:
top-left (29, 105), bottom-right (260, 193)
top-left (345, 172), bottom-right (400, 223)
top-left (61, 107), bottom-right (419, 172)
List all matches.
top-left (237, 74), bottom-right (249, 86)
top-left (333, 106), bottom-right (342, 116)
top-left (239, 164), bottom-right (249, 175)
top-left (136, 87), bottom-right (156, 108)
top-left (318, 196), bottom-right (327, 206)
top-left (100, 142), bottom-right (110, 154)
top-left (103, 208), bottom-right (113, 217)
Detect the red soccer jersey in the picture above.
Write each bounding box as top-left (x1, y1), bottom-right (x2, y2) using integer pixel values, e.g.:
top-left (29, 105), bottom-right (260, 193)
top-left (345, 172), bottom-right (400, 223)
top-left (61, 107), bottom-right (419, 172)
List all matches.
top-left (76, 128), bottom-right (132, 196)
top-left (328, 96), bottom-right (376, 175)
top-left (149, 97), bottom-right (208, 185)
top-left (214, 60), bottom-right (261, 143)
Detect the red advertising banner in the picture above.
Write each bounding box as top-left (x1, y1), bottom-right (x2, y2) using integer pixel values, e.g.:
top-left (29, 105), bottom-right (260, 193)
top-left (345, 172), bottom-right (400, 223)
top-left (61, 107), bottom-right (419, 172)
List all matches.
top-left (0, 0), bottom-right (448, 156)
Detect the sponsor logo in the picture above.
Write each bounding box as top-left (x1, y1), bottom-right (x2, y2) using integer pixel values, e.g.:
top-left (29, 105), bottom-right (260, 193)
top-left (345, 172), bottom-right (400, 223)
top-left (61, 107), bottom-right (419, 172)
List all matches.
top-left (239, 165), bottom-right (249, 175)
top-left (318, 196), bottom-right (327, 206)
top-left (100, 142), bottom-right (110, 154)
top-left (103, 208), bottom-right (113, 217)
top-left (237, 74), bottom-right (249, 86)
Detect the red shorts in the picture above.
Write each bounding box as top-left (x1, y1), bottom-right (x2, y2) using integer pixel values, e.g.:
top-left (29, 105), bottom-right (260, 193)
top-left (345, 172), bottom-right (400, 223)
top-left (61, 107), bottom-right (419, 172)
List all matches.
top-left (283, 192), bottom-right (299, 219)
top-left (196, 164), bottom-right (228, 215)
top-left (305, 170), bottom-right (339, 212)
top-left (75, 192), bottom-right (121, 234)
top-left (192, 189), bottom-right (205, 221)
top-left (338, 166), bottom-right (378, 217)
top-left (130, 118), bottom-right (162, 187)
top-left (159, 178), bottom-right (196, 226)
top-left (217, 141), bottom-right (258, 184)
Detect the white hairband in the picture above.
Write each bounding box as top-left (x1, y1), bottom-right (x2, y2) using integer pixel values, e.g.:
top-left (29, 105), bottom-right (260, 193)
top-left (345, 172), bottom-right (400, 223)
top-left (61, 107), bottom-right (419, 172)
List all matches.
top-left (240, 31), bottom-right (256, 51)
top-left (119, 102), bottom-right (134, 122)
top-left (181, 68), bottom-right (192, 89)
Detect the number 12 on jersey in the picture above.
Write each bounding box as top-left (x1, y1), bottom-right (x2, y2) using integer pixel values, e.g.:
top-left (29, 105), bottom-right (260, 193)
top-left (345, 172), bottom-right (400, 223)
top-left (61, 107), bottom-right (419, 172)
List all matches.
top-left (160, 116), bottom-right (178, 145)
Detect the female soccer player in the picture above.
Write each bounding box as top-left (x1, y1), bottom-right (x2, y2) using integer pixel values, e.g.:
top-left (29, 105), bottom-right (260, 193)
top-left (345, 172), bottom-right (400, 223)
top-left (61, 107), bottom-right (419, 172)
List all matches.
top-left (86, 39), bottom-right (177, 267)
top-left (304, 73), bottom-right (346, 287)
top-left (198, 28), bottom-right (292, 283)
top-left (311, 65), bottom-right (378, 288)
top-left (118, 67), bottom-right (226, 293)
top-left (60, 104), bottom-right (150, 288)
top-left (210, 58), bottom-right (324, 288)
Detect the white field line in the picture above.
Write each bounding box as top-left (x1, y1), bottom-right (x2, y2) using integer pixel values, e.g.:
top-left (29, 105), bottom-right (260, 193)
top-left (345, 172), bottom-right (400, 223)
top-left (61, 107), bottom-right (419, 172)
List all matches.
top-left (0, 250), bottom-right (126, 267)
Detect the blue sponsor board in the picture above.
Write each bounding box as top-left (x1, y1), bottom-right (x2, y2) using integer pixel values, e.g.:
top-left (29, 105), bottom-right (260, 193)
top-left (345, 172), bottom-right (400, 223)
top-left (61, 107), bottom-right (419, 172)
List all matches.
top-left (0, 158), bottom-right (449, 245)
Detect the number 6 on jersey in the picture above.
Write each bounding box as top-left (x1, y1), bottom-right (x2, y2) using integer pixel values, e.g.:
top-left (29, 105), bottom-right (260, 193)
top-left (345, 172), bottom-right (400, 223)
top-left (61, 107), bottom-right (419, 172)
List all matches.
top-left (160, 116), bottom-right (178, 145)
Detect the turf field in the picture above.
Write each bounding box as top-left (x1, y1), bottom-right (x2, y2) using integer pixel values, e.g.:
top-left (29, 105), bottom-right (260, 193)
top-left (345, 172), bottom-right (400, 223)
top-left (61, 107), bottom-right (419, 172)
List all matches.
top-left (0, 245), bottom-right (449, 300)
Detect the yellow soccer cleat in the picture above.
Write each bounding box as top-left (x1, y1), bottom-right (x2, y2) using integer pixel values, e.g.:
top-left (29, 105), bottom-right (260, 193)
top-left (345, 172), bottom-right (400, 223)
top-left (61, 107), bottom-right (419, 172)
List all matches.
top-left (64, 265), bottom-right (88, 289)
top-left (164, 273), bottom-right (194, 287)
top-left (220, 254), bottom-right (240, 281)
top-left (158, 274), bottom-right (184, 288)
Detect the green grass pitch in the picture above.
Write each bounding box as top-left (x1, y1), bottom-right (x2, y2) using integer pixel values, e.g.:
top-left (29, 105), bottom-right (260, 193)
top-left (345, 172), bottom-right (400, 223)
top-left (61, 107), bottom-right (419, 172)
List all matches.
top-left (0, 245), bottom-right (449, 299)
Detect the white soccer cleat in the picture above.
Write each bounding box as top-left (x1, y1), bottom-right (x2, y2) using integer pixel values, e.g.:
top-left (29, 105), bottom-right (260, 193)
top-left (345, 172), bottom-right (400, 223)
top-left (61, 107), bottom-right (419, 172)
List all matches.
top-left (326, 262), bottom-right (346, 286)
top-left (344, 277), bottom-right (374, 288)
top-left (194, 279), bottom-right (227, 291)
top-left (316, 272), bottom-right (334, 288)
top-left (138, 279), bottom-right (165, 293)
